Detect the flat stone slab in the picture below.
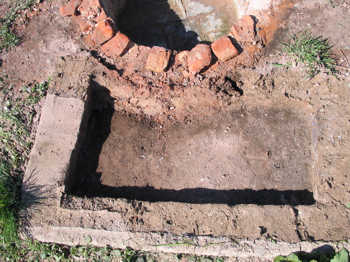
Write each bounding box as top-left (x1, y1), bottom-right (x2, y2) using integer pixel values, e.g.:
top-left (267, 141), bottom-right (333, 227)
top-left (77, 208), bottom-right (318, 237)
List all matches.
top-left (27, 227), bottom-right (350, 260)
top-left (23, 94), bottom-right (85, 187)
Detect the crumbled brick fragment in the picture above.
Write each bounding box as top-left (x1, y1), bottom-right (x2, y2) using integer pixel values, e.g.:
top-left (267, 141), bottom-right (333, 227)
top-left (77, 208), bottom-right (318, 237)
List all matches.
top-left (231, 15), bottom-right (256, 43)
top-left (188, 44), bottom-right (212, 74)
top-left (211, 36), bottom-right (239, 61)
top-left (59, 0), bottom-right (82, 17)
top-left (101, 32), bottom-right (131, 58)
top-left (92, 19), bottom-right (115, 46)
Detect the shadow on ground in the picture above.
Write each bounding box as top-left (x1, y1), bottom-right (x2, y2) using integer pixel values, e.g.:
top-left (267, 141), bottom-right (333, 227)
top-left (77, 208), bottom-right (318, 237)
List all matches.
top-left (118, 0), bottom-right (199, 50)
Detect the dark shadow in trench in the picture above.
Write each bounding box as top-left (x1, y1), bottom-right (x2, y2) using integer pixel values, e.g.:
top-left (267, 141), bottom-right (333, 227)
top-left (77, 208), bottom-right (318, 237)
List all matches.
top-left (74, 184), bottom-right (315, 206)
top-left (117, 0), bottom-right (199, 51)
top-left (66, 80), bottom-right (315, 206)
top-left (65, 76), bottom-right (115, 194)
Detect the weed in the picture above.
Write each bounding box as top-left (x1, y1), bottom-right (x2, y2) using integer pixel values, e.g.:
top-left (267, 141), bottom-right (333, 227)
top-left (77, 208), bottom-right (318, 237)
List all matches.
top-left (0, 26), bottom-right (19, 51)
top-left (23, 80), bottom-right (50, 105)
top-left (177, 255), bottom-right (225, 262)
top-left (272, 63), bottom-right (288, 68)
top-left (0, 78), bottom-right (50, 260)
top-left (0, 161), bottom-right (18, 244)
top-left (0, 159), bottom-right (20, 261)
top-left (0, 94), bottom-right (33, 168)
top-left (18, 239), bottom-right (132, 261)
top-left (283, 31), bottom-right (337, 78)
top-left (274, 248), bottom-right (349, 262)
top-left (121, 247), bottom-right (139, 262)
top-left (346, 203), bottom-right (350, 209)
top-left (0, 0), bottom-right (36, 52)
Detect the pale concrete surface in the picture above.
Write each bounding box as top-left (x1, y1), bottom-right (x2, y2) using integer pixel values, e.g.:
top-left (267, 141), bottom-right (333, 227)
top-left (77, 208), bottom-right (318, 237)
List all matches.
top-left (23, 94), bottom-right (85, 186)
top-left (30, 226), bottom-right (350, 260)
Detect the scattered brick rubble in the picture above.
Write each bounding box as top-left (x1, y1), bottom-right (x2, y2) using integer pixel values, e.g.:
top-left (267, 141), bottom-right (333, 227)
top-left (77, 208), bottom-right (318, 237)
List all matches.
top-left (60, 0), bottom-right (265, 74)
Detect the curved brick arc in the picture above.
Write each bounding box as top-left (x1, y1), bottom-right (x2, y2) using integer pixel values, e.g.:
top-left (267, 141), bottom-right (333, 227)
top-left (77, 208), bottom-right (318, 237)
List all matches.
top-left (60, 0), bottom-right (269, 73)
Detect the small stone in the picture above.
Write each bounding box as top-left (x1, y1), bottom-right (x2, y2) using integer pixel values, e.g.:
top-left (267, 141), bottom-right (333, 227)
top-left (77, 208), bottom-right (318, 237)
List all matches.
top-left (176, 50), bottom-right (189, 66)
top-left (231, 15), bottom-right (256, 43)
top-left (135, 257), bottom-right (146, 262)
top-left (257, 27), bottom-right (268, 45)
top-left (78, 0), bottom-right (101, 17)
top-left (83, 34), bottom-right (96, 49)
top-left (145, 46), bottom-right (171, 72)
top-left (211, 36), bottom-right (239, 61)
top-left (95, 8), bottom-right (107, 23)
top-left (77, 0), bottom-right (89, 16)
top-left (59, 5), bottom-right (71, 16)
top-left (92, 19), bottom-right (115, 46)
top-left (188, 44), bottom-right (212, 74)
top-left (101, 32), bottom-right (131, 58)
top-left (59, 0), bottom-right (82, 17)
top-left (72, 15), bottom-right (91, 33)
top-left (90, 0), bottom-right (101, 8)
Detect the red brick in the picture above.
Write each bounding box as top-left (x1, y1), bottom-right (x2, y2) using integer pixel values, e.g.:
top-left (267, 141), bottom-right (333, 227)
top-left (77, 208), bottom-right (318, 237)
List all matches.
top-left (101, 32), bottom-right (131, 58)
top-left (92, 19), bottom-right (115, 46)
top-left (146, 46), bottom-right (172, 72)
top-left (188, 44), bottom-right (212, 74)
top-left (72, 15), bottom-right (91, 33)
top-left (231, 15), bottom-right (256, 43)
top-left (211, 36), bottom-right (239, 61)
top-left (59, 0), bottom-right (82, 16)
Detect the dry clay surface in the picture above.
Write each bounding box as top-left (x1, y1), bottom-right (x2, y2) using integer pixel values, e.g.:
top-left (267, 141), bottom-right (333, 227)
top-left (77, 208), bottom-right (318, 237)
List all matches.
top-left (1, 0), bottom-right (350, 258)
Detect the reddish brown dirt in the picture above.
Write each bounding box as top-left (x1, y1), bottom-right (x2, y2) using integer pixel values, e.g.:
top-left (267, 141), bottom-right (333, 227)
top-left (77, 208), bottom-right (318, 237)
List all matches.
top-left (97, 107), bottom-right (313, 192)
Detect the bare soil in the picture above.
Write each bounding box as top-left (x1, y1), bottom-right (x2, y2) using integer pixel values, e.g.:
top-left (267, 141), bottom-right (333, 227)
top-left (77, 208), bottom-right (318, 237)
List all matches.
top-left (1, 0), bottom-right (350, 247)
top-left (71, 98), bottom-right (315, 207)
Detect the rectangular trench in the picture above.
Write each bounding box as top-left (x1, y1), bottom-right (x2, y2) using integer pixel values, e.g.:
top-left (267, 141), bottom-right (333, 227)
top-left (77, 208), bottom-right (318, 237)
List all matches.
top-left (65, 84), bottom-right (315, 206)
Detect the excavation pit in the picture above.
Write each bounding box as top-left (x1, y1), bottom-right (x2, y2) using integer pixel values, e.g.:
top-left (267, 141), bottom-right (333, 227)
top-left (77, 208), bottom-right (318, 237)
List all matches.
top-left (24, 91), bottom-right (350, 257)
top-left (64, 87), bottom-right (315, 207)
top-left (59, 0), bottom-right (314, 205)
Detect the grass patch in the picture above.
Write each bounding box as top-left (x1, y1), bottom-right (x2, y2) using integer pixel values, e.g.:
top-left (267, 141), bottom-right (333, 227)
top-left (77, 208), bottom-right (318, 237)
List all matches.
top-left (0, 80), bottom-right (46, 169)
top-left (181, 256), bottom-right (225, 262)
top-left (0, 0), bottom-right (36, 52)
top-left (283, 31), bottom-right (337, 78)
top-left (0, 160), bottom-right (18, 246)
top-left (24, 240), bottom-right (128, 261)
top-left (0, 76), bottom-right (49, 260)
